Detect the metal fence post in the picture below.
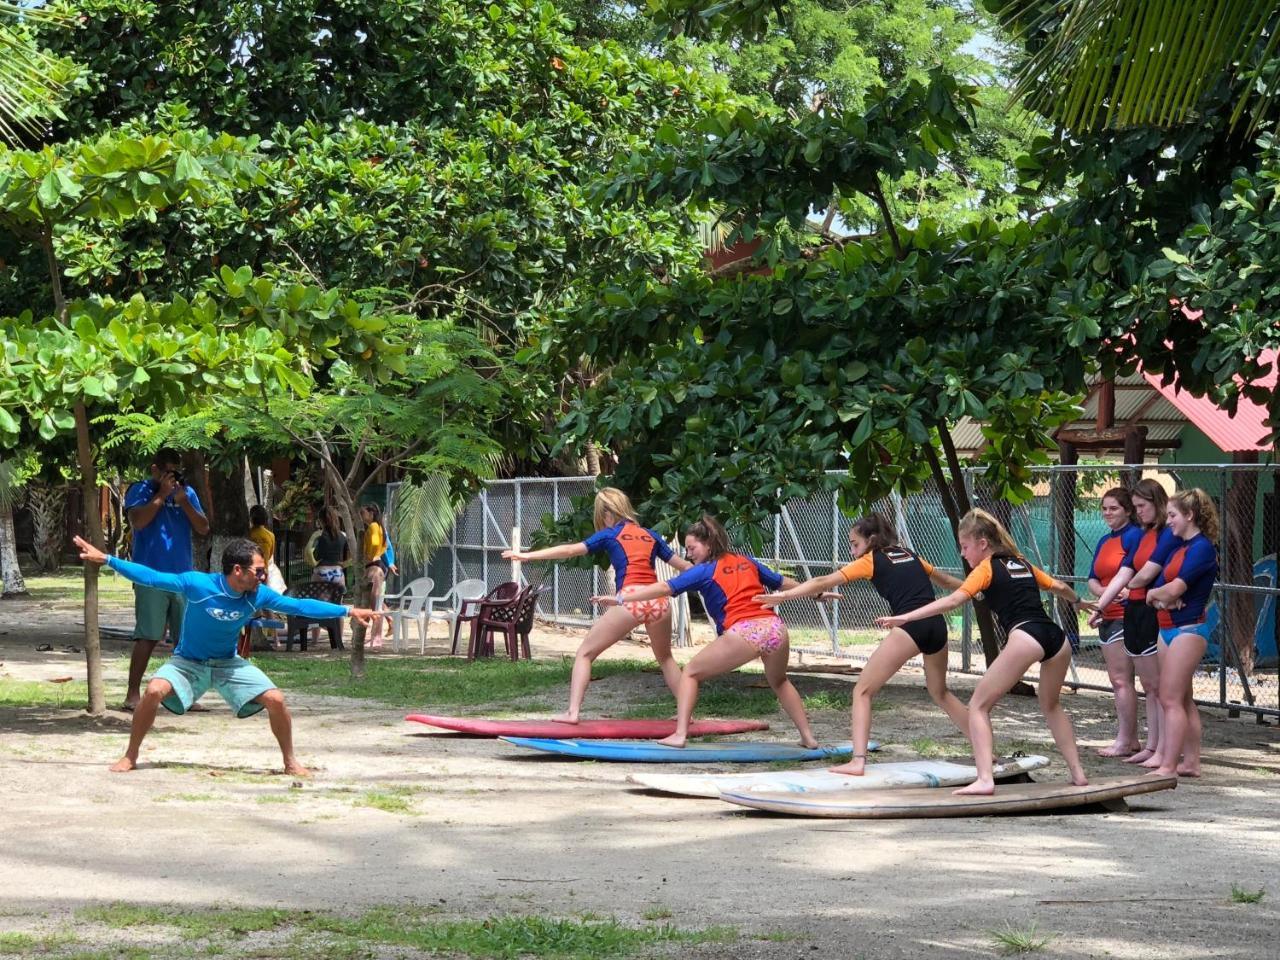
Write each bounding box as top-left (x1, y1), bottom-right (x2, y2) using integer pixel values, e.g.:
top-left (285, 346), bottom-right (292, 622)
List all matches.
top-left (552, 480), bottom-right (561, 622)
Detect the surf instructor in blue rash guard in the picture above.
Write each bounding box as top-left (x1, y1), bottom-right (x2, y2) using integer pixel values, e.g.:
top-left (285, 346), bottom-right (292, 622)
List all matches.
top-left (75, 535), bottom-right (377, 776)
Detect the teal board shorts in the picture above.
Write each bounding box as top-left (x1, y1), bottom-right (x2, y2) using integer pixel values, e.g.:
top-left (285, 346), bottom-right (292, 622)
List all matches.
top-left (133, 584), bottom-right (185, 644)
top-left (154, 656), bottom-right (277, 718)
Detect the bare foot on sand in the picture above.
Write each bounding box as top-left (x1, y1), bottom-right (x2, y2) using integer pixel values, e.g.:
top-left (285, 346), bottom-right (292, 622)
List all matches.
top-left (1098, 740), bottom-right (1141, 757)
top-left (1175, 764), bottom-right (1200, 778)
top-left (1123, 747), bottom-right (1156, 764)
top-left (551, 713), bottom-right (579, 724)
top-left (800, 738), bottom-right (820, 750)
top-left (954, 780), bottom-right (995, 796)
top-left (828, 758), bottom-right (866, 776)
top-left (109, 756), bottom-right (137, 773)
top-left (1140, 754), bottom-right (1163, 769)
top-left (1069, 772), bottom-right (1089, 786)
top-left (283, 760), bottom-right (312, 777)
top-left (657, 734), bottom-right (686, 748)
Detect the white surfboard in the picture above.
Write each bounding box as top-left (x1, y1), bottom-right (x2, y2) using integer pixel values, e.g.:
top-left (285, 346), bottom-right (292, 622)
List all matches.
top-left (627, 755), bottom-right (1050, 798)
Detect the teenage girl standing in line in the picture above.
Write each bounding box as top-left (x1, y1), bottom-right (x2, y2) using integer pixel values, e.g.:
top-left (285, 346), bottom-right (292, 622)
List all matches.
top-left (1087, 479), bottom-right (1177, 765)
top-left (1086, 488), bottom-right (1145, 757)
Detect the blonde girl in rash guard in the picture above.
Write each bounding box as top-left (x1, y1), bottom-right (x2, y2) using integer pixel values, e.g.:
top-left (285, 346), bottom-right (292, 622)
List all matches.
top-left (878, 509), bottom-right (1089, 795)
top-left (757, 514), bottom-right (968, 776)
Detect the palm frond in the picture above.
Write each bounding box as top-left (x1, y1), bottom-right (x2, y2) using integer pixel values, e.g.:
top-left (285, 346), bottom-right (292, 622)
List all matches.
top-left (0, 458), bottom-right (24, 511)
top-left (390, 477), bottom-right (464, 565)
top-left (1002, 0), bottom-right (1280, 133)
top-left (0, 4), bottom-right (73, 145)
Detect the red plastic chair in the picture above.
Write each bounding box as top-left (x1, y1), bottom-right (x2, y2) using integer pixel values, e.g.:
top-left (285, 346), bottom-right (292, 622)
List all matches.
top-left (477, 585), bottom-right (540, 661)
top-left (466, 582), bottom-right (521, 660)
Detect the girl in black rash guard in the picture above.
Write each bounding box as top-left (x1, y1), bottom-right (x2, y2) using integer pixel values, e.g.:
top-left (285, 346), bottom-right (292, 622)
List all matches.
top-left (758, 514), bottom-right (969, 777)
top-left (878, 509), bottom-right (1089, 795)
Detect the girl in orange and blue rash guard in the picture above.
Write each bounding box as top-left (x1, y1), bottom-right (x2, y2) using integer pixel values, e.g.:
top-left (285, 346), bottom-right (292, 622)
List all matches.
top-left (503, 488), bottom-right (690, 724)
top-left (594, 514), bottom-right (818, 749)
top-left (1144, 489), bottom-right (1220, 779)
top-left (1086, 487), bottom-right (1146, 758)
top-left (878, 508), bottom-right (1089, 796)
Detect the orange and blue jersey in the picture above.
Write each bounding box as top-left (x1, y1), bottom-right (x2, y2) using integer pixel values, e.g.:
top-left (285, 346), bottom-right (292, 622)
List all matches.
top-left (666, 552), bottom-right (784, 635)
top-left (1121, 526), bottom-right (1179, 602)
top-left (582, 520), bottom-right (675, 592)
top-left (1089, 522), bottom-right (1144, 620)
top-left (1154, 533), bottom-right (1217, 629)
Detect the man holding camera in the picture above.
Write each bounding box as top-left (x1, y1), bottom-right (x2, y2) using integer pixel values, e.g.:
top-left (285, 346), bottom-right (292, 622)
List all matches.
top-left (123, 448), bottom-right (210, 710)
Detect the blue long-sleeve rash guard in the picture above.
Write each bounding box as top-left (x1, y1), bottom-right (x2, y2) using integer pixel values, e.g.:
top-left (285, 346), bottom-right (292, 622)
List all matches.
top-left (107, 556), bottom-right (350, 661)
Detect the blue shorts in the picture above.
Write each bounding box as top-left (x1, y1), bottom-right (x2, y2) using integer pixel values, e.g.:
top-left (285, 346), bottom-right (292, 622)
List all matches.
top-left (154, 656), bottom-right (277, 718)
top-left (1158, 621), bottom-right (1212, 647)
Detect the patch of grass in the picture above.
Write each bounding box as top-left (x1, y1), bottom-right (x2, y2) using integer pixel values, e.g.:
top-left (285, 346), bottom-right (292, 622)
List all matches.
top-left (1230, 884), bottom-right (1266, 904)
top-left (153, 793), bottom-right (220, 804)
top-left (255, 792), bottom-right (300, 804)
top-left (309, 909), bottom-right (737, 959)
top-left (988, 922), bottom-right (1054, 955)
top-left (77, 903), bottom-right (296, 940)
top-left (255, 655), bottom-right (653, 709)
top-left (910, 737), bottom-right (969, 759)
top-left (0, 678), bottom-right (90, 709)
top-left (757, 930), bottom-right (802, 942)
top-left (21, 569), bottom-right (134, 606)
top-left (0, 932), bottom-right (35, 953)
top-left (641, 907), bottom-right (672, 921)
top-left (353, 785), bottom-right (419, 814)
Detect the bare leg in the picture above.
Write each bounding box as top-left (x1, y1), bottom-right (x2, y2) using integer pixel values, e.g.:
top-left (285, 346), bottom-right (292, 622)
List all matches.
top-left (760, 630), bottom-right (817, 749)
top-left (111, 678), bottom-right (173, 771)
top-left (256, 688), bottom-right (310, 777)
top-left (125, 638), bottom-right (159, 709)
top-left (1126, 653), bottom-right (1161, 764)
top-left (657, 630), bottom-right (759, 748)
top-left (644, 612), bottom-right (683, 699)
top-left (366, 567), bottom-right (386, 646)
top-left (554, 605), bottom-right (641, 723)
top-left (1098, 638), bottom-right (1140, 756)
top-left (954, 634), bottom-right (1043, 796)
top-left (1154, 634), bottom-right (1206, 777)
top-left (922, 645), bottom-right (970, 735)
top-left (830, 629), bottom-right (916, 775)
top-left (1037, 643), bottom-right (1088, 786)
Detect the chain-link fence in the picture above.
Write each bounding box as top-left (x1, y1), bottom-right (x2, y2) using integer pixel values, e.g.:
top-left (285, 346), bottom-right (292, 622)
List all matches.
top-left (387, 464), bottom-right (1279, 719)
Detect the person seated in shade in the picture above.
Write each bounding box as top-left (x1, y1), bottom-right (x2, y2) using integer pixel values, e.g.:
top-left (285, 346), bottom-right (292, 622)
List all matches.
top-left (74, 535), bottom-right (376, 777)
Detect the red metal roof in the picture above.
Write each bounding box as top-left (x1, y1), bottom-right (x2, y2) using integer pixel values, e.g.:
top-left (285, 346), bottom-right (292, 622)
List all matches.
top-left (1141, 349), bottom-right (1277, 453)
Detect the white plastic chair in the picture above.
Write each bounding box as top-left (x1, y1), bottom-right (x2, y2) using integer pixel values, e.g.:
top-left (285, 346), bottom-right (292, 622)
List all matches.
top-left (381, 577), bottom-right (435, 653)
top-left (429, 579), bottom-right (488, 655)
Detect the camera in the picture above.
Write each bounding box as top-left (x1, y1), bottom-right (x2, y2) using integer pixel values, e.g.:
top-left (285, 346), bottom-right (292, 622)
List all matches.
top-left (167, 469), bottom-right (186, 486)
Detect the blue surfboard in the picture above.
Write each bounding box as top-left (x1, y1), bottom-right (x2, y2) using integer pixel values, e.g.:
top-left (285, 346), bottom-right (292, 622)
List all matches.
top-left (499, 737), bottom-right (869, 763)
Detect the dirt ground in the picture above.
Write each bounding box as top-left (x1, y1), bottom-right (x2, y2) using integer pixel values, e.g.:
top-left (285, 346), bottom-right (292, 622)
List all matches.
top-left (1, 588), bottom-right (1278, 960)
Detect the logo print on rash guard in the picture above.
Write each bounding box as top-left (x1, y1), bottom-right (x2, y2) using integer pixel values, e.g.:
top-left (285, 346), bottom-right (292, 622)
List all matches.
top-left (207, 607), bottom-right (247, 623)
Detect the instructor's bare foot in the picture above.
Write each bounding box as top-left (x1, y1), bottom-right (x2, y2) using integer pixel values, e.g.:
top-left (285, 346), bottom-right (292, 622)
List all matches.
top-left (109, 756), bottom-right (137, 773)
top-left (1175, 764), bottom-right (1200, 778)
top-left (828, 758), bottom-right (866, 776)
top-left (799, 737), bottom-right (819, 750)
top-left (1097, 740), bottom-right (1140, 757)
top-left (954, 779), bottom-right (995, 796)
top-left (1140, 754), bottom-right (1163, 769)
top-left (551, 713), bottom-right (579, 725)
top-left (1123, 747), bottom-right (1156, 764)
top-left (1068, 771), bottom-right (1089, 786)
top-left (283, 760), bottom-right (312, 777)
top-left (657, 734), bottom-right (686, 748)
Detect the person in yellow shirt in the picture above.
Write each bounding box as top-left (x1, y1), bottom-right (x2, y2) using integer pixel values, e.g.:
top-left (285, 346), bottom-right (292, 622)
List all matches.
top-left (248, 505), bottom-right (276, 565)
top-left (359, 504), bottom-right (389, 648)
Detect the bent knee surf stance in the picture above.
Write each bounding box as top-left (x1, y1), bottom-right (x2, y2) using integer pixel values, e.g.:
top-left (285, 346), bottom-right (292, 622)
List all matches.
top-left (727, 616), bottom-right (786, 654)
top-left (901, 616), bottom-right (948, 656)
top-left (1010, 619), bottom-right (1066, 661)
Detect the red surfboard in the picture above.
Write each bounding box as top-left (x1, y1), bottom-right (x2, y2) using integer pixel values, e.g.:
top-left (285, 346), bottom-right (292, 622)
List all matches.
top-left (405, 715), bottom-right (769, 739)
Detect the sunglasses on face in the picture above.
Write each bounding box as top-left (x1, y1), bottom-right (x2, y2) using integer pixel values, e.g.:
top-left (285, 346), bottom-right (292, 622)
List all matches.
top-left (242, 566), bottom-right (268, 582)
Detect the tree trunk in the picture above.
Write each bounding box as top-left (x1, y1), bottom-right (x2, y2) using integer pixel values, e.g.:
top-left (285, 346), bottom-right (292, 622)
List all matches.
top-left (932, 427), bottom-right (1008, 671)
top-left (317, 435), bottom-right (367, 678)
top-left (75, 401), bottom-right (106, 716)
top-left (0, 504), bottom-right (27, 595)
top-left (1225, 460), bottom-right (1258, 676)
top-left (26, 482), bottom-right (67, 573)
top-left (584, 441), bottom-right (602, 477)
